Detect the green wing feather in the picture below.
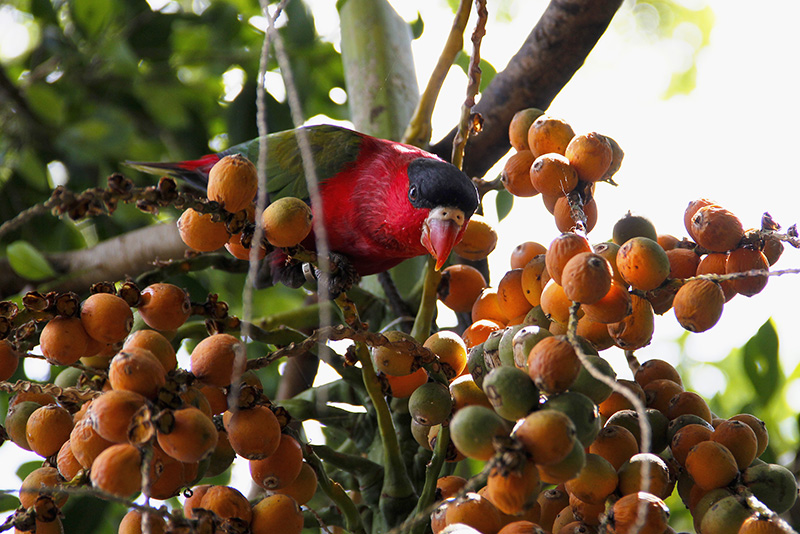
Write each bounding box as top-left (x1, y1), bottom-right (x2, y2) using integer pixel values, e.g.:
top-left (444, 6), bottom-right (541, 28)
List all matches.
top-left (224, 124), bottom-right (365, 203)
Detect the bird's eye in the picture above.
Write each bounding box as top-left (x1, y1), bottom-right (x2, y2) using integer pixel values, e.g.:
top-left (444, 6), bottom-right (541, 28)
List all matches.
top-left (408, 185), bottom-right (418, 202)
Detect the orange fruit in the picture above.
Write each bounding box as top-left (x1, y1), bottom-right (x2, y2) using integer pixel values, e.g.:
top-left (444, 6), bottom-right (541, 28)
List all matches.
top-left (726, 247), bottom-right (769, 296)
top-left (224, 404), bottom-right (281, 460)
top-left (384, 367), bottom-right (428, 398)
top-left (509, 108), bottom-right (545, 151)
top-left (560, 252), bottom-right (612, 305)
top-left (0, 340), bottom-right (19, 381)
top-left (501, 150), bottom-right (539, 197)
top-left (39, 316), bottom-right (90, 366)
top-left (249, 434), bottom-right (304, 490)
top-left (611, 492), bottom-right (669, 534)
top-left (712, 419), bottom-right (758, 470)
top-left (564, 453), bottom-right (618, 505)
top-left (118, 509), bottom-right (166, 534)
top-left (514, 409), bottom-right (576, 465)
top-left (553, 195), bottom-right (598, 233)
top-left (471, 287), bottom-right (509, 324)
top-left (511, 241), bottom-right (548, 269)
top-left (88, 389), bottom-right (147, 443)
top-left (607, 294), bottom-right (654, 350)
top-left (274, 461), bottom-right (318, 505)
top-left (80, 292), bottom-right (133, 345)
top-left (137, 283), bottom-right (192, 331)
top-left (90, 443), bottom-right (142, 498)
top-left (685, 440), bottom-right (739, 490)
top-left (438, 264), bottom-right (487, 313)
top-left (527, 335), bottom-right (581, 395)
top-left (634, 358), bottom-right (682, 389)
top-left (729, 413), bottom-right (769, 458)
top-left (670, 423), bottom-right (713, 466)
top-left (666, 247), bottom-right (700, 279)
top-left (528, 115), bottom-right (575, 157)
top-left (697, 252), bottom-right (737, 301)
top-left (689, 205), bottom-right (744, 252)
top-left (616, 237), bottom-right (670, 291)
top-left (19, 466), bottom-right (67, 509)
top-left (545, 232), bottom-right (592, 286)
top-left (190, 333), bottom-right (247, 387)
top-left (199, 484), bottom-right (252, 524)
top-left (424, 330), bottom-right (468, 378)
top-left (157, 407), bottom-right (218, 463)
top-left (108, 347), bottom-right (166, 399)
top-left (520, 254), bottom-right (549, 307)
top-left (251, 494), bottom-right (304, 534)
top-left (529, 153), bottom-right (578, 197)
top-left (177, 208), bottom-right (231, 252)
top-left (581, 280), bottom-right (631, 324)
top-left (70, 416), bottom-right (113, 469)
top-left (207, 154), bottom-right (258, 213)
top-left (672, 278), bottom-right (725, 332)
top-left (564, 132), bottom-right (612, 182)
top-left (589, 424), bottom-right (639, 470)
top-left (454, 215), bottom-right (498, 261)
top-left (498, 268), bottom-right (534, 319)
top-left (262, 197), bottom-right (313, 248)
top-left (121, 329), bottom-right (178, 372)
top-left (26, 404), bottom-right (73, 458)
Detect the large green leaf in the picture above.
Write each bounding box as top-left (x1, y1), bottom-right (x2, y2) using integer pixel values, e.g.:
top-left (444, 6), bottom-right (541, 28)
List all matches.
top-left (741, 318), bottom-right (781, 406)
top-left (6, 240), bottom-right (57, 281)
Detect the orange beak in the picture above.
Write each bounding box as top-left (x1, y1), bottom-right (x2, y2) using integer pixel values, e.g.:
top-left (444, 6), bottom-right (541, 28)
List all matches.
top-left (421, 207), bottom-right (466, 270)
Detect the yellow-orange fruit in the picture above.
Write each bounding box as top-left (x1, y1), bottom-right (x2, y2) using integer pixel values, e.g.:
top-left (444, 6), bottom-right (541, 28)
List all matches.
top-left (697, 252), bottom-right (737, 301)
top-left (514, 409), bottom-right (576, 465)
top-left (261, 197), bottom-right (313, 248)
top-left (444, 492), bottom-right (503, 534)
top-left (689, 205), bottom-right (744, 252)
top-left (190, 333), bottom-right (246, 387)
top-left (372, 330), bottom-right (418, 377)
top-left (137, 283), bottom-right (192, 331)
top-left (553, 195), bottom-right (598, 233)
top-left (207, 154), bottom-right (258, 213)
top-left (90, 443), bottom-right (142, 498)
top-left (634, 358), bottom-right (682, 389)
top-left (737, 514), bottom-right (795, 534)
top-left (666, 247), bottom-right (700, 279)
top-left (607, 294), bottom-right (654, 350)
top-left (560, 252), bottom-right (612, 305)
top-left (26, 404), bottom-right (73, 458)
top-left (529, 153), bottom-right (578, 197)
top-left (643, 378), bottom-right (684, 415)
top-left (498, 268), bottom-right (534, 319)
top-left (251, 494), bottom-right (304, 534)
top-left (592, 241), bottom-right (625, 286)
top-left (454, 215), bottom-right (498, 261)
top-left (670, 423), bottom-right (713, 466)
top-left (511, 241), bottom-right (548, 269)
top-left (597, 379), bottom-right (645, 420)
top-left (540, 279), bottom-right (576, 325)
top-left (0, 339), bottom-right (19, 381)
top-left (762, 233), bottom-right (784, 266)
top-left (437, 475), bottom-right (468, 500)
top-left (685, 440), bottom-right (739, 490)
top-left (157, 407), bottom-right (218, 463)
top-left (564, 132), bottom-right (612, 182)
top-left (108, 347), bottom-right (166, 399)
top-left (439, 264), bottom-right (487, 313)
top-left (182, 484), bottom-right (211, 518)
top-left (611, 492), bottom-right (669, 534)
top-left (617, 453), bottom-right (672, 499)
top-left (666, 391), bottom-right (712, 423)
top-left (528, 116), bottom-right (575, 157)
top-left (199, 484), bottom-right (252, 524)
top-left (80, 293), bottom-right (133, 345)
top-left (564, 453), bottom-right (618, 505)
top-left (527, 335), bottom-right (581, 395)
top-left (20, 466), bottom-right (67, 509)
top-left (224, 404), bottom-right (281, 460)
top-left (726, 247), bottom-right (769, 296)
top-left (509, 108), bottom-right (545, 151)
top-left (39, 317), bottom-right (90, 366)
top-left (502, 150), bottom-right (539, 197)
top-left (249, 434), bottom-right (303, 490)
top-left (545, 233), bottom-right (592, 286)
top-left (274, 461), bottom-right (318, 505)
top-left (497, 521), bottom-right (545, 534)
top-left (199, 385), bottom-right (228, 415)
top-left (118, 509), bottom-right (167, 534)
top-left (672, 279), bottom-right (725, 333)
top-left (177, 208), bottom-right (230, 252)
top-left (657, 234), bottom-right (681, 251)
top-left (122, 330), bottom-right (177, 372)
top-left (537, 437), bottom-right (585, 485)
top-left (582, 281), bottom-right (631, 324)
top-left (384, 367), bottom-right (428, 398)
top-left (471, 287), bottom-right (508, 324)
top-left (568, 493), bottom-right (605, 527)
top-left (521, 254), bottom-right (549, 307)
top-left (89, 389), bottom-right (147, 443)
top-left (712, 419), bottom-right (758, 470)
top-left (225, 231), bottom-right (267, 261)
top-left (56, 440), bottom-right (82, 481)
top-left (616, 237), bottom-right (670, 291)
top-left (575, 314), bottom-right (615, 351)
top-left (14, 518), bottom-right (64, 534)
top-left (684, 198), bottom-right (717, 237)
top-left (536, 487), bottom-right (569, 532)
top-left (485, 460), bottom-right (541, 515)
top-left (589, 424), bottom-right (639, 470)
top-left (70, 416), bottom-right (113, 469)
top-left (729, 413), bottom-right (769, 457)
top-left (425, 330), bottom-right (468, 378)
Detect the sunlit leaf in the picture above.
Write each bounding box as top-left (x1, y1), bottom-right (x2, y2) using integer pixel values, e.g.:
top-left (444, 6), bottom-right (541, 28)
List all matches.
top-left (495, 188), bottom-right (514, 221)
top-left (741, 318), bottom-right (781, 406)
top-left (6, 240), bottom-right (57, 281)
top-left (454, 51), bottom-right (497, 92)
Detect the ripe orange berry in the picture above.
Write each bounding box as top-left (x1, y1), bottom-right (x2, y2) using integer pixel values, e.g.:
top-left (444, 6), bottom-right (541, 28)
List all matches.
top-left (509, 108), bottom-right (545, 151)
top-left (611, 492), bottom-right (669, 534)
top-left (249, 434), bottom-right (304, 490)
top-left (89, 389), bottom-right (147, 443)
top-left (90, 443), bottom-right (143, 498)
top-left (597, 379), bottom-right (645, 419)
top-left (684, 198), bottom-right (716, 236)
top-left (666, 247), bottom-right (700, 279)
top-left (438, 264), bottom-right (487, 313)
top-left (251, 494), bottom-right (304, 534)
top-left (26, 404), bottom-right (73, 458)
top-left (498, 268), bottom-right (534, 319)
top-left (689, 205), bottom-right (744, 252)
top-left (262, 197), bottom-right (313, 248)
top-left (225, 231), bottom-right (268, 260)
top-left (729, 413), bottom-right (769, 458)
top-left (454, 215), bottom-right (498, 261)
top-left (384, 367), bottom-right (428, 398)
top-left (589, 424), bottom-right (639, 470)
top-left (502, 150), bottom-right (539, 197)
top-left (70, 416), bottom-right (113, 469)
top-left (582, 281), bottom-right (631, 324)
top-left (471, 287), bottom-right (508, 324)
top-left (372, 330), bottom-right (418, 377)
top-left (657, 233), bottom-right (681, 250)
top-left (697, 252), bottom-right (737, 301)
top-left (425, 330), bottom-right (468, 378)
top-left (685, 440), bottom-right (739, 490)
top-left (607, 294), bottom-right (654, 350)
top-left (575, 314), bottom-right (615, 351)
top-left (520, 254), bottom-right (549, 307)
top-left (199, 485), bottom-right (252, 525)
top-left (560, 252), bottom-right (612, 305)
top-left (616, 237), bottom-right (670, 291)
top-left (529, 153), bottom-right (578, 197)
top-left (536, 437), bottom-right (585, 485)
top-left (545, 233), bottom-right (592, 286)
top-left (670, 423), bottom-right (713, 466)
top-left (485, 460), bottom-right (540, 516)
top-left (528, 115), bottom-right (575, 157)
top-left (56, 440), bottom-right (82, 481)
top-left (20, 466), bottom-right (67, 509)
top-left (510, 241), bottom-right (548, 269)
top-left (274, 461), bottom-right (318, 505)
top-left (157, 407), bottom-right (218, 463)
top-left (39, 316), bottom-right (90, 366)
top-left (617, 453), bottom-right (672, 499)
top-left (122, 329), bottom-right (178, 372)
top-left (177, 208), bottom-right (231, 252)
top-left (118, 510), bottom-right (167, 534)
top-left (592, 241), bottom-right (625, 286)
top-left (527, 336), bottom-right (581, 395)
top-left (672, 279), bottom-right (725, 333)
top-left (207, 154), bottom-right (258, 213)
top-left (643, 378), bottom-right (684, 415)
top-left (667, 390), bottom-right (712, 423)
top-left (564, 453), bottom-right (618, 505)
top-left (553, 195), bottom-right (598, 233)
top-left (137, 283), bottom-right (192, 331)
top-left (443, 492), bottom-right (503, 534)
top-left (634, 358), bottom-right (682, 389)
top-left (564, 132), bottom-right (612, 182)
top-left (80, 293), bottom-right (133, 345)
top-left (190, 333), bottom-right (246, 387)
top-left (224, 404), bottom-right (281, 460)
top-left (0, 340), bottom-right (19, 381)
top-left (108, 347), bottom-right (166, 399)
top-left (726, 247), bottom-right (769, 296)
top-left (712, 419), bottom-right (758, 470)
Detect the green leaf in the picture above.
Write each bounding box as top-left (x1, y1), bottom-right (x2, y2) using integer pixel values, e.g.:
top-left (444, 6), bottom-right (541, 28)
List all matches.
top-left (454, 51), bottom-right (497, 92)
top-left (741, 318), bottom-right (781, 406)
top-left (16, 461), bottom-right (42, 481)
top-left (25, 83), bottom-right (67, 126)
top-left (6, 240), bottom-right (57, 281)
top-left (70, 0), bottom-right (115, 38)
top-left (0, 493), bottom-right (19, 513)
top-left (410, 12), bottom-right (424, 40)
top-left (495, 189), bottom-right (514, 221)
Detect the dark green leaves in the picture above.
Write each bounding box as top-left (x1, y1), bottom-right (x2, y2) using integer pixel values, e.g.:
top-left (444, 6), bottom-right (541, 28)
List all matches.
top-left (742, 318), bottom-right (781, 406)
top-left (6, 240), bottom-right (57, 281)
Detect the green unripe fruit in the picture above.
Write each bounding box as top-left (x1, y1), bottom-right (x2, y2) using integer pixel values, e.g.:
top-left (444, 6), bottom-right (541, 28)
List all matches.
top-left (54, 366), bottom-right (83, 388)
top-left (521, 306), bottom-right (551, 329)
top-left (482, 329), bottom-right (504, 370)
top-left (408, 382), bottom-right (453, 427)
top-left (482, 366), bottom-right (540, 421)
top-left (511, 325), bottom-right (552, 372)
top-left (699, 495), bottom-right (753, 534)
top-left (467, 343), bottom-right (488, 388)
top-left (570, 354), bottom-right (616, 404)
top-left (612, 212), bottom-right (658, 245)
top-left (666, 413), bottom-right (714, 444)
top-left (5, 401), bottom-right (42, 451)
top-left (541, 392), bottom-right (601, 447)
top-left (605, 408), bottom-right (670, 453)
top-left (742, 462), bottom-right (798, 514)
top-left (497, 324), bottom-right (525, 368)
top-left (449, 405), bottom-right (509, 461)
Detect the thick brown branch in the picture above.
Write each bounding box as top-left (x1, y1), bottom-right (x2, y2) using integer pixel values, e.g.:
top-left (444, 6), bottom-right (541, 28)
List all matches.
top-left (430, 0), bottom-right (624, 177)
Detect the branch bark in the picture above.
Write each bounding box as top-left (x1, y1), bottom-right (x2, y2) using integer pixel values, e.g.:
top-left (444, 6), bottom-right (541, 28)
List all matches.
top-left (429, 0), bottom-right (624, 177)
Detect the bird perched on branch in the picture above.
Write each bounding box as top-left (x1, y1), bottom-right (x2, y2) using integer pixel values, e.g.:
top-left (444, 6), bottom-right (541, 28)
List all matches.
top-left (129, 124), bottom-right (479, 291)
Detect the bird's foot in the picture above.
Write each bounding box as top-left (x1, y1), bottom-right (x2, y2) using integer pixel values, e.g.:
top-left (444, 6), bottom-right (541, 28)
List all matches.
top-left (306, 251), bottom-right (360, 298)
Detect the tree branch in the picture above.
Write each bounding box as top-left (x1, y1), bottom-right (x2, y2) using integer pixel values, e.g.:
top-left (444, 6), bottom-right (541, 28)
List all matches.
top-left (430, 0), bottom-right (624, 177)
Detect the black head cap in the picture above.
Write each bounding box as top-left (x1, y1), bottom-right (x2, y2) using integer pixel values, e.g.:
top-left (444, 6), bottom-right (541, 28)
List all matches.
top-left (407, 158), bottom-right (479, 217)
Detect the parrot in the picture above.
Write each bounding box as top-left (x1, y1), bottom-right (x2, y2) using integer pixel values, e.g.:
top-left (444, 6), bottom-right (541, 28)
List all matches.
top-left (128, 124), bottom-right (479, 288)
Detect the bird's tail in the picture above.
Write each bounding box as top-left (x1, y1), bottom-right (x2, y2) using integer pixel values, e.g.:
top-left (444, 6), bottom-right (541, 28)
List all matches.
top-left (124, 154), bottom-right (220, 192)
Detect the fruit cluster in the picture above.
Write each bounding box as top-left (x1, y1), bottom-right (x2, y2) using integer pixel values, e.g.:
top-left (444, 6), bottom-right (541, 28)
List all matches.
top-left (501, 108), bottom-right (624, 233)
top-left (175, 154), bottom-right (313, 258)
